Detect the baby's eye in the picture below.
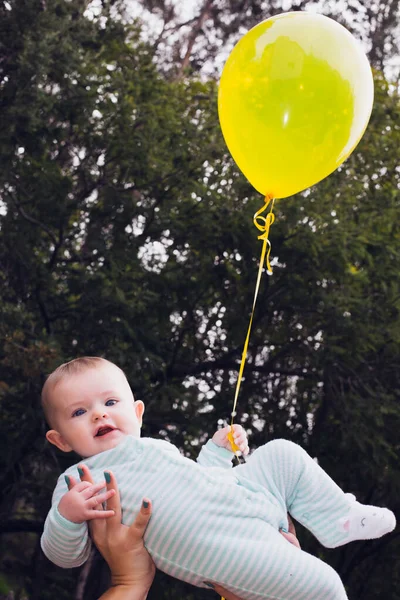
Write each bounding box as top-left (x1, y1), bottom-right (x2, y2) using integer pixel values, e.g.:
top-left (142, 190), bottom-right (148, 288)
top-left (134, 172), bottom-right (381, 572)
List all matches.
top-left (105, 399), bottom-right (117, 407)
top-left (72, 408), bottom-right (86, 417)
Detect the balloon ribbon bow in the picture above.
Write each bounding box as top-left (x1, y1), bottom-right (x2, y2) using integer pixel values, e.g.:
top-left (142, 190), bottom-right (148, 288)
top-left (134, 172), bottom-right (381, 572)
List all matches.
top-left (227, 194), bottom-right (276, 456)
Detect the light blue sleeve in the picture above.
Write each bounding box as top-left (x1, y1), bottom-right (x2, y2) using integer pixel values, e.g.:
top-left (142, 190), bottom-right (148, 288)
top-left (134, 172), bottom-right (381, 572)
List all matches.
top-left (40, 473), bottom-right (92, 568)
top-left (196, 439), bottom-right (233, 469)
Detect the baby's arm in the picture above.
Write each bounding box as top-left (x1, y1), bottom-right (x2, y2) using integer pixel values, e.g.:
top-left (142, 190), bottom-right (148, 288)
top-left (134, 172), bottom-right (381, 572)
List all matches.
top-left (41, 473), bottom-right (115, 568)
top-left (196, 425), bottom-right (249, 468)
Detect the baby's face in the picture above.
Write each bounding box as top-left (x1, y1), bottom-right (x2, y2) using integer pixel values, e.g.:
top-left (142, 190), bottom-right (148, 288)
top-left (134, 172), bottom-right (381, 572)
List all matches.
top-left (46, 363), bottom-right (144, 458)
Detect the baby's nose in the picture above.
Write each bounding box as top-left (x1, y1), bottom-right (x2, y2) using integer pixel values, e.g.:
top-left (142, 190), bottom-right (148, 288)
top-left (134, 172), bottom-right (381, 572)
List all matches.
top-left (93, 410), bottom-right (109, 421)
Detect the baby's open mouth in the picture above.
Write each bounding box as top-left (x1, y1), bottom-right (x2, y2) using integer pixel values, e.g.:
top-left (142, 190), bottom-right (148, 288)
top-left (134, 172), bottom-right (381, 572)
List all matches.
top-left (95, 426), bottom-right (115, 437)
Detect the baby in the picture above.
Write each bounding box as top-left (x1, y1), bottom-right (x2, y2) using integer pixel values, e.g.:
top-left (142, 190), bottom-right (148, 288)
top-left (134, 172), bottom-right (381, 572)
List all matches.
top-left (41, 357), bottom-right (396, 600)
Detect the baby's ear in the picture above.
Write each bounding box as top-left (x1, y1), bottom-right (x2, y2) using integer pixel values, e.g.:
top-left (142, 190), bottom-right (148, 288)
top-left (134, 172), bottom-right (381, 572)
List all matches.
top-left (46, 430), bottom-right (73, 453)
top-left (134, 400), bottom-right (145, 425)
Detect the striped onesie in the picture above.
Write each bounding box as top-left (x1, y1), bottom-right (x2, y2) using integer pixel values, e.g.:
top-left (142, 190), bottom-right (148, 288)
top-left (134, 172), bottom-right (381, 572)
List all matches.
top-left (41, 436), bottom-right (354, 599)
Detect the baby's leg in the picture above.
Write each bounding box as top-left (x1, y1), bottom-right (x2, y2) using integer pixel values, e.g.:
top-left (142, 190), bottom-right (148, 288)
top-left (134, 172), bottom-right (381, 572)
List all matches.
top-left (236, 439), bottom-right (395, 548)
top-left (210, 526), bottom-right (348, 600)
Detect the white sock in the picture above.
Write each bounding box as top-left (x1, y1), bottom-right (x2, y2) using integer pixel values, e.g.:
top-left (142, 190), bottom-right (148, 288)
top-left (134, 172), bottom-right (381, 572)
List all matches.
top-left (335, 494), bottom-right (396, 546)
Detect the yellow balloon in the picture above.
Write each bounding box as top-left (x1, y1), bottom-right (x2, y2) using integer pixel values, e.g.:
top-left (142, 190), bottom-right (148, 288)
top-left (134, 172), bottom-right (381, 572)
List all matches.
top-left (218, 12), bottom-right (374, 199)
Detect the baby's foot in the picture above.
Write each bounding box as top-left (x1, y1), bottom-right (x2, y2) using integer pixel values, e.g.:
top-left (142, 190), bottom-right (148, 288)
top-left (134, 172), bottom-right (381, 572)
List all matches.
top-left (335, 494), bottom-right (396, 546)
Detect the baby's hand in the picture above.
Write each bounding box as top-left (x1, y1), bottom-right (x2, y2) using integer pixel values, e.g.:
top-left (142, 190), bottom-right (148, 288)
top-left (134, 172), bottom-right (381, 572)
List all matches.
top-left (212, 424), bottom-right (249, 456)
top-left (58, 479), bottom-right (116, 524)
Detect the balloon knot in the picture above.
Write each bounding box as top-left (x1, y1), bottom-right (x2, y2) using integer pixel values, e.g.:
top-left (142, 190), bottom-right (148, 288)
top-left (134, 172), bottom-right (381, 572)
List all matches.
top-left (253, 197), bottom-right (276, 273)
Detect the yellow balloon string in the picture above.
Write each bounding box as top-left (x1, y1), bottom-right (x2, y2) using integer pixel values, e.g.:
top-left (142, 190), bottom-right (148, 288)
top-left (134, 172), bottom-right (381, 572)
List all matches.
top-left (221, 196), bottom-right (275, 600)
top-left (227, 195), bottom-right (276, 455)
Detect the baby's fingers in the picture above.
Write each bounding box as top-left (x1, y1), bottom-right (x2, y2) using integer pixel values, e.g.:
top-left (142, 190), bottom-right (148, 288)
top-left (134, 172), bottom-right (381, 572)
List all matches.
top-left (237, 441), bottom-right (249, 456)
top-left (231, 424), bottom-right (244, 433)
top-left (86, 488), bottom-right (116, 508)
top-left (81, 481), bottom-right (107, 499)
top-left (233, 431), bottom-right (246, 444)
top-left (234, 436), bottom-right (249, 455)
top-left (232, 424), bottom-right (247, 441)
top-left (69, 480), bottom-right (95, 493)
top-left (232, 427), bottom-right (249, 455)
top-left (86, 509), bottom-right (115, 521)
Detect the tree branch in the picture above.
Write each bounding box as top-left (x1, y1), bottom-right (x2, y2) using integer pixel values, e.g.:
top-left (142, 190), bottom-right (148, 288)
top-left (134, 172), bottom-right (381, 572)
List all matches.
top-left (176, 0), bottom-right (214, 78)
top-left (9, 193), bottom-right (58, 246)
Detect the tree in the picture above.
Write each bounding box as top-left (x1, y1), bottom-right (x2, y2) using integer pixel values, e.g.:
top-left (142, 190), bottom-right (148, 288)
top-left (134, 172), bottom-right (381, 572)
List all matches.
top-left (135, 0), bottom-right (400, 77)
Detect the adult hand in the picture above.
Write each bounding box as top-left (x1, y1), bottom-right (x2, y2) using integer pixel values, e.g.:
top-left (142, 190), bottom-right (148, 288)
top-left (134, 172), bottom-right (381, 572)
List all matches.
top-left (212, 584), bottom-right (243, 599)
top-left (78, 464), bottom-right (155, 600)
top-left (280, 514), bottom-right (301, 549)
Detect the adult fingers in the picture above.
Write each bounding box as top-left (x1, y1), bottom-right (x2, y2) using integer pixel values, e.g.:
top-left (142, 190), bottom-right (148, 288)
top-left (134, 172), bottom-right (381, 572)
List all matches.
top-left (77, 463), bottom-right (95, 485)
top-left (101, 471), bottom-right (121, 528)
top-left (65, 474), bottom-right (79, 490)
top-left (212, 584), bottom-right (243, 600)
top-left (128, 498), bottom-right (152, 541)
top-left (88, 510), bottom-right (107, 541)
top-left (279, 529), bottom-right (301, 549)
top-left (287, 514), bottom-right (297, 537)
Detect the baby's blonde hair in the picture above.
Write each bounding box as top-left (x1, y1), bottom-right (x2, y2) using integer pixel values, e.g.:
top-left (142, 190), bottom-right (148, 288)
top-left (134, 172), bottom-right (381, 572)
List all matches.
top-left (41, 357), bottom-right (125, 427)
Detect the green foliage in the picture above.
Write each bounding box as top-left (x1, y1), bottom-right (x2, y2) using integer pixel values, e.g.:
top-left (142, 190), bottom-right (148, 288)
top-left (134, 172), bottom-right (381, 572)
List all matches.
top-left (0, 1), bottom-right (399, 599)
